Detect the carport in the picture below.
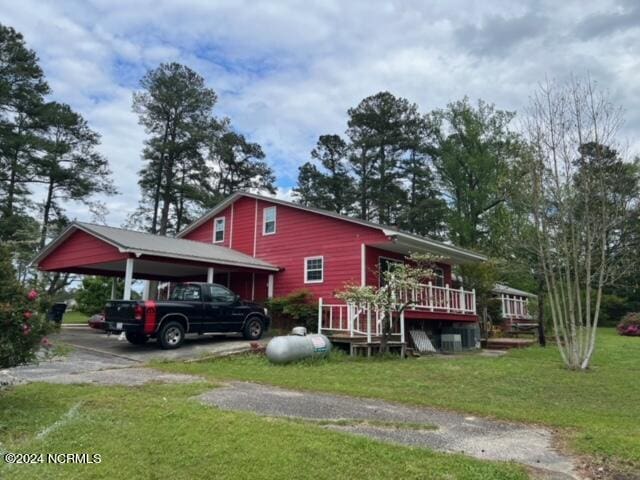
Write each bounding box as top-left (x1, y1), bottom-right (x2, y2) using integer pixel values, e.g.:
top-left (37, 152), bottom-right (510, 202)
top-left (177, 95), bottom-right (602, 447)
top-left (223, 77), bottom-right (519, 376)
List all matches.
top-left (31, 222), bottom-right (279, 301)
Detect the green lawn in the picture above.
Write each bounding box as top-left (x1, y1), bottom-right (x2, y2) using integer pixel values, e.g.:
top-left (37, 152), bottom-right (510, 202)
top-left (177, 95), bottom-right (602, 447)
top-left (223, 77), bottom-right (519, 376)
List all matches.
top-left (156, 328), bottom-right (640, 470)
top-left (0, 382), bottom-right (526, 480)
top-left (61, 311), bottom-right (88, 324)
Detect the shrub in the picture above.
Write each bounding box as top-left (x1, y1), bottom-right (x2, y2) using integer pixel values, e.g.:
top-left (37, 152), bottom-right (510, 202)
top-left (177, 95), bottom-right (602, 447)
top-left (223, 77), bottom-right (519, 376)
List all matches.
top-left (265, 289), bottom-right (318, 332)
top-left (617, 312), bottom-right (640, 337)
top-left (598, 294), bottom-right (631, 327)
top-left (76, 276), bottom-right (123, 315)
top-left (0, 247), bottom-right (55, 368)
top-left (487, 298), bottom-right (504, 325)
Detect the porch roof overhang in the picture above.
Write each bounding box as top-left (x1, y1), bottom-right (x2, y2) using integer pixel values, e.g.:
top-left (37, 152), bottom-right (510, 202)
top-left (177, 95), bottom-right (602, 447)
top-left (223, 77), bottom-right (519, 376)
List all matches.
top-left (31, 222), bottom-right (279, 281)
top-left (371, 231), bottom-right (487, 264)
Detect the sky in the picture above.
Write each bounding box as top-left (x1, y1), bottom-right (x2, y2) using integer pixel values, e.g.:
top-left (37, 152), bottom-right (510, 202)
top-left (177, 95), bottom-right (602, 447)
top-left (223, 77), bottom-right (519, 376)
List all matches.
top-left (2, 0), bottom-right (639, 227)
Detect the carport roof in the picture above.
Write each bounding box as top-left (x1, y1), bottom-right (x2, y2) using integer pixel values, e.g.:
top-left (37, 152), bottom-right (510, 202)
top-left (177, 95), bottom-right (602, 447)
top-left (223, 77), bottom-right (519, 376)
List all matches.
top-left (32, 222), bottom-right (279, 272)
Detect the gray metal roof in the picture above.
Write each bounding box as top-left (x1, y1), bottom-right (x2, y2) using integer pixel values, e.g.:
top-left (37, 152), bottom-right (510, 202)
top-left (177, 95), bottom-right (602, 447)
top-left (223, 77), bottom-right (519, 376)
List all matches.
top-left (32, 222), bottom-right (279, 272)
top-left (178, 191), bottom-right (487, 262)
top-left (492, 283), bottom-right (538, 299)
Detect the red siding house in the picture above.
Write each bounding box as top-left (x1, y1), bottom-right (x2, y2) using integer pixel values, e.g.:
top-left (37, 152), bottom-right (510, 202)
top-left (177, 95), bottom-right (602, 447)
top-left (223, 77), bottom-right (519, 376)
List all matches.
top-left (33, 191), bottom-right (489, 351)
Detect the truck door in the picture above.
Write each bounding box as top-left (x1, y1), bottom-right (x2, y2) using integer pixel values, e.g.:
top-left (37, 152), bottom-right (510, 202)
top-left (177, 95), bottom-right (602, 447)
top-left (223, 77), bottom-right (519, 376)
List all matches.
top-left (203, 284), bottom-right (239, 332)
top-left (169, 284), bottom-right (206, 333)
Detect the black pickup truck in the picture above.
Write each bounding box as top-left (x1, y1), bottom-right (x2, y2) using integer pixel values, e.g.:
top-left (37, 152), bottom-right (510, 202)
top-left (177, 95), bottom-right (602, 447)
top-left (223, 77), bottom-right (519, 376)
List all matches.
top-left (104, 282), bottom-right (270, 349)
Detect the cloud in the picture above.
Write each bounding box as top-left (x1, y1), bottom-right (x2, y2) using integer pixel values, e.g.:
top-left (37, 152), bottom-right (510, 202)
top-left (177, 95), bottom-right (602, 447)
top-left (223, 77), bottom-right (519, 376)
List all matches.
top-left (574, 1), bottom-right (640, 39)
top-left (455, 12), bottom-right (549, 56)
top-left (2, 0), bottom-right (638, 228)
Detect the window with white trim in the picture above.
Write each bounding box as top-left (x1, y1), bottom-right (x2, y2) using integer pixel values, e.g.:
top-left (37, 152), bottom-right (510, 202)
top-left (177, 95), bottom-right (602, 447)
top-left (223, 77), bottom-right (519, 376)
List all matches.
top-left (263, 206), bottom-right (276, 235)
top-left (304, 256), bottom-right (324, 283)
top-left (433, 267), bottom-right (445, 287)
top-left (379, 257), bottom-right (403, 287)
top-left (214, 217), bottom-right (225, 243)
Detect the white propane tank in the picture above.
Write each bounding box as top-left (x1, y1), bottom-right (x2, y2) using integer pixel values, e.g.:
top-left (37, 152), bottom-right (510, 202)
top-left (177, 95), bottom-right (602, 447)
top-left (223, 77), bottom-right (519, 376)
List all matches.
top-left (266, 328), bottom-right (331, 364)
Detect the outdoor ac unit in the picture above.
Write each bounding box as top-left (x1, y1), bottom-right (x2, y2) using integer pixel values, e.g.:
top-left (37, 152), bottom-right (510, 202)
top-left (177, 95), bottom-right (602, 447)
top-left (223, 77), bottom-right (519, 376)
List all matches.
top-left (453, 324), bottom-right (481, 350)
top-left (440, 334), bottom-right (462, 353)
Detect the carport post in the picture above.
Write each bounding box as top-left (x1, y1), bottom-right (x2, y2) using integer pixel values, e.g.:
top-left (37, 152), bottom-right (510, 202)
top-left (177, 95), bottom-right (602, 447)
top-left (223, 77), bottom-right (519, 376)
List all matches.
top-left (110, 278), bottom-right (117, 300)
top-left (142, 281), bottom-right (150, 300)
top-left (267, 274), bottom-right (274, 298)
top-left (123, 258), bottom-right (134, 300)
top-left (207, 267), bottom-right (214, 283)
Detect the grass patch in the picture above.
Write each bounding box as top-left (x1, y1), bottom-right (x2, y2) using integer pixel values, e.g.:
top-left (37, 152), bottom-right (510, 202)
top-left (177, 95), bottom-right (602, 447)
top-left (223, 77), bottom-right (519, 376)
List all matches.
top-left (62, 311), bottom-right (87, 325)
top-left (156, 328), bottom-right (640, 468)
top-left (0, 382), bottom-right (525, 479)
top-left (281, 417), bottom-right (438, 431)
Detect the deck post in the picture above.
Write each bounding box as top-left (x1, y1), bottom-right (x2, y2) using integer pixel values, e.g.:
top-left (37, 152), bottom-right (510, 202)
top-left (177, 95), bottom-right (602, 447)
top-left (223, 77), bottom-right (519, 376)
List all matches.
top-left (460, 286), bottom-right (466, 313)
top-left (366, 305), bottom-right (372, 344)
top-left (400, 309), bottom-right (406, 358)
top-left (472, 289), bottom-right (477, 315)
top-left (317, 297), bottom-right (323, 334)
top-left (207, 267), bottom-right (214, 284)
top-left (445, 284), bottom-right (450, 312)
top-left (428, 282), bottom-right (434, 312)
top-left (349, 304), bottom-right (354, 337)
top-left (123, 258), bottom-right (134, 300)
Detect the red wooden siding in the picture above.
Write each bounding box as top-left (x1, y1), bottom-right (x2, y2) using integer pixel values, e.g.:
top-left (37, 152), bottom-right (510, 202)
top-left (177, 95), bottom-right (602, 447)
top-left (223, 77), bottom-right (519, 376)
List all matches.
top-left (39, 230), bottom-right (128, 270)
top-left (251, 199), bottom-right (389, 299)
top-left (185, 205), bottom-right (233, 247)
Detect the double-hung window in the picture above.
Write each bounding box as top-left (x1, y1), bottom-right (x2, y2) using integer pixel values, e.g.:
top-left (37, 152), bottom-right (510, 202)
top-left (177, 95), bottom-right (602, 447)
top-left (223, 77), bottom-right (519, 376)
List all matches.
top-left (263, 206), bottom-right (276, 235)
top-left (304, 256), bottom-right (324, 283)
top-left (214, 217), bottom-right (225, 243)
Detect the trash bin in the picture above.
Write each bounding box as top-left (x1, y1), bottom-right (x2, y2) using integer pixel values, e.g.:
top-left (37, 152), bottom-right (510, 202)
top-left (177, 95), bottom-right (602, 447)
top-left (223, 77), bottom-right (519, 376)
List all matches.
top-left (47, 302), bottom-right (67, 324)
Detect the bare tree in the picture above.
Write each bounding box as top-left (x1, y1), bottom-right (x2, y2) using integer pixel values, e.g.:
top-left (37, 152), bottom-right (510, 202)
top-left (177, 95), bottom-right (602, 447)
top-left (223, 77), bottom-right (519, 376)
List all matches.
top-left (526, 76), bottom-right (635, 370)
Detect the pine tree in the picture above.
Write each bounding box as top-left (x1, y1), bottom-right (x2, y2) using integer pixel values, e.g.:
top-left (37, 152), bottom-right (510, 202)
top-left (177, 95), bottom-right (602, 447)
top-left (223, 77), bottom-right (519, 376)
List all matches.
top-left (294, 135), bottom-right (355, 214)
top-left (0, 24), bottom-right (49, 240)
top-left (132, 63), bottom-right (217, 235)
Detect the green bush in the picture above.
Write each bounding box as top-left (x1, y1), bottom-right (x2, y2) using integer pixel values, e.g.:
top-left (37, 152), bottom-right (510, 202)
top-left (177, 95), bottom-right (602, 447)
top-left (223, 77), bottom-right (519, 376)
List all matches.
top-left (76, 276), bottom-right (123, 315)
top-left (265, 289), bottom-right (318, 332)
top-left (599, 294), bottom-right (632, 326)
top-left (0, 247), bottom-right (55, 368)
top-left (487, 298), bottom-right (504, 325)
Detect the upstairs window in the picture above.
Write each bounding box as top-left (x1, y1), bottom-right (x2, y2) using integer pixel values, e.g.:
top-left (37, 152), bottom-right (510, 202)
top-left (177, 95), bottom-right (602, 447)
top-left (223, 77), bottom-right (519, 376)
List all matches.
top-left (304, 256), bottom-right (324, 283)
top-left (432, 267), bottom-right (445, 287)
top-left (263, 206), bottom-right (276, 235)
top-left (379, 257), bottom-right (403, 287)
top-left (214, 217), bottom-right (225, 243)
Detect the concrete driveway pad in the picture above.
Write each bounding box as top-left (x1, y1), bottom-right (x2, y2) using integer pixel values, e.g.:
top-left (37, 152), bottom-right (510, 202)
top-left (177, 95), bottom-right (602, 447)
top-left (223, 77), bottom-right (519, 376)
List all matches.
top-left (198, 381), bottom-right (577, 479)
top-left (2, 326), bottom-right (252, 386)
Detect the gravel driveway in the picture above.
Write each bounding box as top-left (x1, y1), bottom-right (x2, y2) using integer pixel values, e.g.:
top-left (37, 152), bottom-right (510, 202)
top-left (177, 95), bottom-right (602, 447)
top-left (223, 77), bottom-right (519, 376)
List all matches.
top-left (199, 381), bottom-right (578, 479)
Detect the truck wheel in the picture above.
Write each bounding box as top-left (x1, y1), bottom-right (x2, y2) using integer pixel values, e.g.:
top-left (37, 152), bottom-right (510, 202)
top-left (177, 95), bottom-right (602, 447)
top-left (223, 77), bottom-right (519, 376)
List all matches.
top-left (243, 317), bottom-right (264, 340)
top-left (158, 321), bottom-right (185, 349)
top-left (125, 332), bottom-right (148, 345)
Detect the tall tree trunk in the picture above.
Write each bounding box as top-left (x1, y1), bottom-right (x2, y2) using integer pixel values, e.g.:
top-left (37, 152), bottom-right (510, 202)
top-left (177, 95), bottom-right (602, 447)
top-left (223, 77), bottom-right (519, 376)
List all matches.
top-left (151, 120), bottom-right (171, 234)
top-left (39, 175), bottom-right (55, 249)
top-left (537, 290), bottom-right (546, 347)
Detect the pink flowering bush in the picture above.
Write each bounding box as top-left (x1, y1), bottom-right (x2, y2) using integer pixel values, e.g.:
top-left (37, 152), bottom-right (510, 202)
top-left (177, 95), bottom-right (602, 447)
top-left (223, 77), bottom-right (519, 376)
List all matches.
top-left (617, 312), bottom-right (640, 337)
top-left (0, 247), bottom-right (56, 368)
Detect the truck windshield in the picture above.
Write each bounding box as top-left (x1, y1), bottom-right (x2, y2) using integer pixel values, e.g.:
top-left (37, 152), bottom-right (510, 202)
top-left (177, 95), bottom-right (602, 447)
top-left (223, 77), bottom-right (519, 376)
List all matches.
top-left (169, 285), bottom-right (202, 301)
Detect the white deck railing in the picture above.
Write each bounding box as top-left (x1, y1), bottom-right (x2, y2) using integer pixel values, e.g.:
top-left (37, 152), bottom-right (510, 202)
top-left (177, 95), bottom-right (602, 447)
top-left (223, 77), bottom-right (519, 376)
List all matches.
top-left (317, 299), bottom-right (404, 344)
top-left (500, 295), bottom-right (532, 319)
top-left (317, 284), bottom-right (475, 342)
top-left (399, 283), bottom-right (476, 315)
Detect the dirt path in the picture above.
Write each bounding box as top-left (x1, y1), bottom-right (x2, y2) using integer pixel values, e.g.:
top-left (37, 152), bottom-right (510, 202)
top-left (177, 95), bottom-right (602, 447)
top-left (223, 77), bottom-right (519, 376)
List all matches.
top-left (198, 381), bottom-right (578, 479)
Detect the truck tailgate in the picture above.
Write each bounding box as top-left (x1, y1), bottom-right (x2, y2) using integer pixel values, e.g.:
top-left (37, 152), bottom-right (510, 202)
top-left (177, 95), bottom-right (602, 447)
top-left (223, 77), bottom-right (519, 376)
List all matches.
top-left (104, 300), bottom-right (140, 323)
